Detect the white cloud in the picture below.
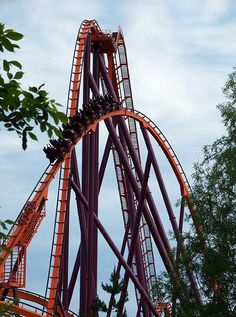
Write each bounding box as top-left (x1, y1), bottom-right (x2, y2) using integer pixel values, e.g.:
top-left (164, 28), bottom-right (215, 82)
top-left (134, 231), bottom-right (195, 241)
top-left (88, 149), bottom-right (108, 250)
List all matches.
top-left (1, 0), bottom-right (235, 313)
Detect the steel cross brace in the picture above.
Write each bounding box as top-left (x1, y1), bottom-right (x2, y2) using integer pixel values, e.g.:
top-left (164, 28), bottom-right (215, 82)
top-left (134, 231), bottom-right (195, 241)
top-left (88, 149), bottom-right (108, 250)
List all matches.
top-left (141, 125), bottom-right (202, 305)
top-left (117, 153), bottom-right (152, 317)
top-left (104, 117), bottom-right (175, 274)
top-left (117, 124), bottom-right (150, 317)
top-left (117, 116), bottom-right (172, 254)
top-left (71, 177), bottom-right (159, 317)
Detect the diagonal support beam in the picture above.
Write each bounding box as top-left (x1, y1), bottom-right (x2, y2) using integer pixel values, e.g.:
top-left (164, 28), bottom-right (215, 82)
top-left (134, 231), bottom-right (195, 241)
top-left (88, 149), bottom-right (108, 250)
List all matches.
top-left (70, 181), bottom-right (159, 317)
top-left (117, 116), bottom-right (172, 254)
top-left (105, 117), bottom-right (175, 273)
top-left (118, 153), bottom-right (152, 317)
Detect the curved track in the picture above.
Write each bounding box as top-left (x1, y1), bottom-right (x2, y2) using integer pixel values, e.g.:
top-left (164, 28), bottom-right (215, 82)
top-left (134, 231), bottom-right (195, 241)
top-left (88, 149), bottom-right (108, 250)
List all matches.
top-left (0, 20), bottom-right (203, 317)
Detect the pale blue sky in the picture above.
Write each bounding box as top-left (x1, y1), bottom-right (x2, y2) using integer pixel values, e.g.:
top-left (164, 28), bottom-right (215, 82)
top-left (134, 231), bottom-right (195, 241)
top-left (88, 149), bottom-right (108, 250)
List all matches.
top-left (1, 0), bottom-right (236, 314)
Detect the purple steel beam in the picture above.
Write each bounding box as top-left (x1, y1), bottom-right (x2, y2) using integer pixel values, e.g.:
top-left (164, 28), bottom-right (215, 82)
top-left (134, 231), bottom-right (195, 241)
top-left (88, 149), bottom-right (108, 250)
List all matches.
top-left (93, 213), bottom-right (159, 317)
top-left (68, 245), bottom-right (81, 306)
top-left (98, 54), bottom-right (117, 100)
top-left (57, 293), bottom-right (67, 317)
top-left (141, 126), bottom-right (202, 305)
top-left (141, 125), bottom-right (181, 235)
top-left (87, 132), bottom-right (97, 314)
top-left (71, 178), bottom-right (89, 310)
top-left (118, 117), bottom-right (172, 255)
top-left (98, 134), bottom-right (113, 190)
top-left (106, 218), bottom-right (131, 317)
top-left (118, 154), bottom-right (152, 317)
top-left (92, 46), bottom-right (99, 289)
top-left (81, 134), bottom-right (90, 316)
top-left (118, 125), bottom-right (150, 317)
top-left (71, 174), bottom-right (159, 316)
top-left (179, 196), bottom-right (185, 234)
top-left (136, 300), bottom-right (142, 317)
top-left (71, 151), bottom-right (88, 264)
top-left (105, 117), bottom-right (174, 274)
top-left (98, 119), bottom-right (118, 190)
top-left (88, 71), bottom-right (100, 96)
top-left (80, 32), bottom-right (91, 315)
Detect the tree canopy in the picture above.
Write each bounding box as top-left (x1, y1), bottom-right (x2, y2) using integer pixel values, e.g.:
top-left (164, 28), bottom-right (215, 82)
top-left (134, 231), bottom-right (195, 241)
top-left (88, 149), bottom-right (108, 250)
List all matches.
top-left (154, 68), bottom-right (236, 316)
top-left (0, 23), bottom-right (67, 150)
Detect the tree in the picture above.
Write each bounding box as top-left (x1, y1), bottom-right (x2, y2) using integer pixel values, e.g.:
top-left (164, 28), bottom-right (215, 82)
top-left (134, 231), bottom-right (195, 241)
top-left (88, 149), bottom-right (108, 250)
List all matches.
top-left (0, 23), bottom-right (68, 150)
top-left (90, 268), bottom-right (128, 317)
top-left (154, 69), bottom-right (236, 316)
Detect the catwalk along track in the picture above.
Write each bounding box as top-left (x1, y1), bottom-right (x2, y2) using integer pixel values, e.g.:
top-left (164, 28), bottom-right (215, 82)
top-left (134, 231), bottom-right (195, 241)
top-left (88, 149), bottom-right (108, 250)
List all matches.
top-left (0, 20), bottom-right (204, 317)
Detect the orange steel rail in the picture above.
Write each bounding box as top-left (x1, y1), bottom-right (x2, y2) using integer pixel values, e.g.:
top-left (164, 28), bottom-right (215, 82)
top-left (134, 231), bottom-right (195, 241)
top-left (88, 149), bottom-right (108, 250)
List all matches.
top-left (0, 108), bottom-right (193, 274)
top-left (0, 20), bottom-right (205, 317)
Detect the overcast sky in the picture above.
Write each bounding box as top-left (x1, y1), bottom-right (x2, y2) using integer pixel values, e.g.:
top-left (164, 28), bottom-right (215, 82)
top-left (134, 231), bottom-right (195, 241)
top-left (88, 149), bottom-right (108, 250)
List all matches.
top-left (1, 0), bottom-right (236, 313)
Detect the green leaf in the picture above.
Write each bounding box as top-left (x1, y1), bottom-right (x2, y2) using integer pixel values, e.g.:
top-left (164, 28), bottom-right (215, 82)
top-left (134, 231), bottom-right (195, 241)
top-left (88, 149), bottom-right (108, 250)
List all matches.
top-left (3, 59), bottom-right (10, 72)
top-left (29, 86), bottom-right (38, 93)
top-left (14, 71), bottom-right (24, 80)
top-left (38, 90), bottom-right (47, 98)
top-left (54, 128), bottom-right (62, 138)
top-left (22, 128), bottom-right (27, 150)
top-left (5, 219), bottom-right (14, 225)
top-left (9, 60), bottom-right (22, 69)
top-left (40, 122), bottom-right (46, 132)
top-left (0, 221), bottom-right (7, 230)
top-left (48, 128), bottom-right (52, 138)
top-left (0, 23), bottom-right (4, 34)
top-left (28, 132), bottom-right (38, 141)
top-left (23, 91), bottom-right (34, 100)
top-left (7, 72), bottom-right (13, 80)
top-left (1, 37), bottom-right (15, 52)
top-left (56, 111), bottom-right (68, 123)
top-left (5, 31), bottom-right (23, 41)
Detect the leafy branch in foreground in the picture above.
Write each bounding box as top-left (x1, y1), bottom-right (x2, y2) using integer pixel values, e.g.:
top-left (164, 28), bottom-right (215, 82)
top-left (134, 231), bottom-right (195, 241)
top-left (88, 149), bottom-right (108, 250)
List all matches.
top-left (0, 23), bottom-right (68, 149)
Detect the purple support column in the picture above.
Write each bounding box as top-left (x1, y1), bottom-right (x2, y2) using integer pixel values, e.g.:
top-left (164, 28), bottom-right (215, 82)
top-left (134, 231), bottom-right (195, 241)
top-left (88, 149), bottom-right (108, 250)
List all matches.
top-left (71, 151), bottom-right (88, 261)
top-left (106, 218), bottom-right (131, 317)
top-left (141, 126), bottom-right (202, 305)
top-left (141, 125), bottom-right (180, 234)
top-left (88, 71), bottom-right (100, 96)
top-left (93, 213), bottom-right (159, 317)
top-left (68, 246), bottom-right (81, 306)
top-left (71, 174), bottom-right (159, 316)
top-left (87, 132), bottom-right (96, 314)
top-left (179, 196), bottom-right (185, 234)
top-left (105, 117), bottom-right (175, 274)
top-left (99, 119), bottom-right (118, 190)
top-left (92, 46), bottom-right (99, 292)
top-left (118, 154), bottom-right (152, 317)
top-left (80, 32), bottom-right (91, 315)
top-left (118, 117), bottom-right (172, 255)
top-left (98, 54), bottom-right (117, 100)
top-left (118, 125), bottom-right (150, 317)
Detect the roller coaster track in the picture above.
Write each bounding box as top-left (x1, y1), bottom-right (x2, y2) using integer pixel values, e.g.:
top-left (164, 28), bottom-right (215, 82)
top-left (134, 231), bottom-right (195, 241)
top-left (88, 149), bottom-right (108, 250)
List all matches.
top-left (0, 20), bottom-right (204, 317)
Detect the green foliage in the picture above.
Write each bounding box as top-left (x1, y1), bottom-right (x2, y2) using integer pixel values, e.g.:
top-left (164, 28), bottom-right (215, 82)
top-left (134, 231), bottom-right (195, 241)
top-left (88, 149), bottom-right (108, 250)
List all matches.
top-left (0, 23), bottom-right (68, 150)
top-left (88, 268), bottom-right (128, 317)
top-left (153, 69), bottom-right (236, 316)
top-left (187, 69), bottom-right (236, 314)
top-left (0, 297), bottom-right (20, 317)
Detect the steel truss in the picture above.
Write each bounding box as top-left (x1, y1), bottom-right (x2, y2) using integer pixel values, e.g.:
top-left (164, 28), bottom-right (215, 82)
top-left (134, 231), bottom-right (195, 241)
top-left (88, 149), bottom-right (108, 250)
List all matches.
top-left (0, 20), bottom-right (204, 317)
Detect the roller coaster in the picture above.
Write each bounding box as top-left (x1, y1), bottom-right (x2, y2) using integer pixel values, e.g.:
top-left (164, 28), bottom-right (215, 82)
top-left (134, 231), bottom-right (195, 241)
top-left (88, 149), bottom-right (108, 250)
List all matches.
top-left (0, 20), bottom-right (204, 316)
